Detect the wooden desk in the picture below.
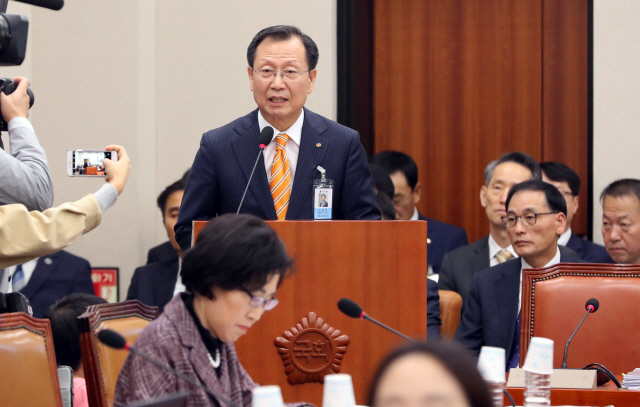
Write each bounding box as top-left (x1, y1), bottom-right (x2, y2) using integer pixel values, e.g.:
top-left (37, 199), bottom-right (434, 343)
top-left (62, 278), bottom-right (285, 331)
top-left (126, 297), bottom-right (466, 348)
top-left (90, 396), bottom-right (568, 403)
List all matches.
top-left (505, 379), bottom-right (640, 406)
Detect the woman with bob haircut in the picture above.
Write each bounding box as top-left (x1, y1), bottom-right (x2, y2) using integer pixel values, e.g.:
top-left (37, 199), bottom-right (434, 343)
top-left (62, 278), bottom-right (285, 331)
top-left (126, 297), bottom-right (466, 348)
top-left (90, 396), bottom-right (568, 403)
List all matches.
top-left (114, 214), bottom-right (296, 407)
top-left (368, 341), bottom-right (493, 407)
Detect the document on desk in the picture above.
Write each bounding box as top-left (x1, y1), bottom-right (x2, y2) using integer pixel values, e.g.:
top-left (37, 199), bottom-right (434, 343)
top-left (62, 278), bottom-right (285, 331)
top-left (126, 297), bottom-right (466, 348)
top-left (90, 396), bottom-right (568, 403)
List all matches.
top-left (622, 367), bottom-right (640, 389)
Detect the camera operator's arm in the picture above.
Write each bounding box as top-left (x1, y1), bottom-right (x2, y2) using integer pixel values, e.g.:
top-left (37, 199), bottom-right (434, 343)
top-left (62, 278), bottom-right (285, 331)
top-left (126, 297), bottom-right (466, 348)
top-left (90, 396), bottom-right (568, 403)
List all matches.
top-left (0, 77), bottom-right (53, 211)
top-left (0, 145), bottom-right (130, 270)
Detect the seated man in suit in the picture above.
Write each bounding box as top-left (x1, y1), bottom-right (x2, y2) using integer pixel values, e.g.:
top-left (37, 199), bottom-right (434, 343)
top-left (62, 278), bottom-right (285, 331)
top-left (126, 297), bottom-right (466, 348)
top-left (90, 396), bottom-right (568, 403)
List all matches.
top-left (600, 178), bottom-right (640, 265)
top-left (127, 176), bottom-right (185, 313)
top-left (371, 151), bottom-right (467, 275)
top-left (175, 25), bottom-right (379, 252)
top-left (541, 161), bottom-right (612, 263)
top-left (369, 162), bottom-right (396, 220)
top-left (439, 152), bottom-right (540, 306)
top-left (455, 180), bottom-right (581, 370)
top-left (5, 250), bottom-right (95, 318)
top-left (147, 169), bottom-right (190, 264)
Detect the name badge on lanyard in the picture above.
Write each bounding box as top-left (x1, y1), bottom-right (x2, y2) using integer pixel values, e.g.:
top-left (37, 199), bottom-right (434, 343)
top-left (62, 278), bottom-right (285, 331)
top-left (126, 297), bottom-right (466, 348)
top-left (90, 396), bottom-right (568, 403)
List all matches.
top-left (313, 166), bottom-right (333, 220)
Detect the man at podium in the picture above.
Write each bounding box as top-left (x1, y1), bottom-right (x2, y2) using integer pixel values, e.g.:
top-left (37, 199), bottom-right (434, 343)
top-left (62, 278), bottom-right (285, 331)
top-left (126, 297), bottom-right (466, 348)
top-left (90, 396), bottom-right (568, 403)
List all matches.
top-left (175, 25), bottom-right (379, 251)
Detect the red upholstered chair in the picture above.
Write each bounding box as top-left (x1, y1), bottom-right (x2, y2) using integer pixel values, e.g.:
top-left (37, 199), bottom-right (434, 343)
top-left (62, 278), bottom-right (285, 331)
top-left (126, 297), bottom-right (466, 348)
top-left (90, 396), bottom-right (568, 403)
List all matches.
top-left (79, 300), bottom-right (159, 407)
top-left (0, 312), bottom-right (64, 407)
top-left (438, 289), bottom-right (462, 339)
top-left (520, 263), bottom-right (640, 374)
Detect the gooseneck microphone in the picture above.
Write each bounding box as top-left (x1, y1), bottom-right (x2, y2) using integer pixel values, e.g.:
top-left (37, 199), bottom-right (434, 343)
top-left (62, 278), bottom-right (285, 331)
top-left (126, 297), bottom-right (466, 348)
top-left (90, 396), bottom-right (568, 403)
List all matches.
top-left (97, 329), bottom-right (240, 407)
top-left (337, 298), bottom-right (416, 343)
top-left (561, 298), bottom-right (599, 369)
top-left (236, 127), bottom-right (274, 214)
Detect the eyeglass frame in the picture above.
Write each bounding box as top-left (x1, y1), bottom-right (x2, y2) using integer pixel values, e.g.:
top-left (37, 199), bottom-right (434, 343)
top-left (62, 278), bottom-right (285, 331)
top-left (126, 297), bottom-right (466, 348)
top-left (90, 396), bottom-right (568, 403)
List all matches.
top-left (239, 286), bottom-right (279, 311)
top-left (251, 67), bottom-right (311, 81)
top-left (500, 212), bottom-right (559, 228)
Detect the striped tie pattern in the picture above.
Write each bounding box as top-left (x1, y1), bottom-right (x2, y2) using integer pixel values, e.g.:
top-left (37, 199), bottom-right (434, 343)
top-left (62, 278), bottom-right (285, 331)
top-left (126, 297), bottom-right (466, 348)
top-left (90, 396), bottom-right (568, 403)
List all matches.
top-left (496, 249), bottom-right (513, 264)
top-left (270, 133), bottom-right (291, 220)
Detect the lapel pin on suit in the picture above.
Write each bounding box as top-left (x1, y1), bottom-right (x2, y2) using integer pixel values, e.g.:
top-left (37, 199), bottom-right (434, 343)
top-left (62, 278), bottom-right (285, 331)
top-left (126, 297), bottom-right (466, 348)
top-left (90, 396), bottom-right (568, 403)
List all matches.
top-left (427, 238), bottom-right (432, 244)
top-left (44, 258), bottom-right (53, 265)
top-left (316, 143), bottom-right (321, 147)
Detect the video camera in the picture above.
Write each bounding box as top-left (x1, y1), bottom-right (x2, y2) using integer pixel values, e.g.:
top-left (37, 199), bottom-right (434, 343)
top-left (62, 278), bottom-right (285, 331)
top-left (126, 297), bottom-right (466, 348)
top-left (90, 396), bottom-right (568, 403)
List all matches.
top-left (0, 0), bottom-right (63, 148)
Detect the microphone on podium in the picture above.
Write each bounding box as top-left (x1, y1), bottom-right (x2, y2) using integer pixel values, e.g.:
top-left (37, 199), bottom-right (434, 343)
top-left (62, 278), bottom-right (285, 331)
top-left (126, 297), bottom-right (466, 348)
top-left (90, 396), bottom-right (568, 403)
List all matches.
top-left (561, 298), bottom-right (599, 369)
top-left (97, 329), bottom-right (241, 407)
top-left (236, 127), bottom-right (274, 214)
top-left (337, 298), bottom-right (416, 343)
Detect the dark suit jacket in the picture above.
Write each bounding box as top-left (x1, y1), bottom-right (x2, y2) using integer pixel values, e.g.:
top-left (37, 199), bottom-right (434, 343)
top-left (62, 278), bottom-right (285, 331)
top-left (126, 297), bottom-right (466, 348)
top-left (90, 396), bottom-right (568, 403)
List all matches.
top-left (19, 250), bottom-right (94, 318)
top-left (439, 236), bottom-right (490, 306)
top-left (427, 279), bottom-right (442, 340)
top-left (175, 108), bottom-right (380, 251)
top-left (454, 246), bottom-right (582, 368)
top-left (565, 232), bottom-right (613, 263)
top-left (418, 213), bottom-right (468, 275)
top-left (147, 241), bottom-right (178, 265)
top-left (127, 258), bottom-right (179, 314)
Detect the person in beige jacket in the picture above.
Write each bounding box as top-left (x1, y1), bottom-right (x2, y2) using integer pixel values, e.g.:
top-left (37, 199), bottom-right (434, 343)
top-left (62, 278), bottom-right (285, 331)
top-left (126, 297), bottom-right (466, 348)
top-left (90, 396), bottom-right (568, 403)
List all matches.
top-left (0, 145), bottom-right (130, 286)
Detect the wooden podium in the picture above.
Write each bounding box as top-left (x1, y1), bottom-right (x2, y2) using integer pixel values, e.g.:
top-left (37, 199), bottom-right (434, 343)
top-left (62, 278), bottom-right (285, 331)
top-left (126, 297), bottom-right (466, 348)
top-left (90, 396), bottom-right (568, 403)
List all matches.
top-left (193, 220), bottom-right (428, 406)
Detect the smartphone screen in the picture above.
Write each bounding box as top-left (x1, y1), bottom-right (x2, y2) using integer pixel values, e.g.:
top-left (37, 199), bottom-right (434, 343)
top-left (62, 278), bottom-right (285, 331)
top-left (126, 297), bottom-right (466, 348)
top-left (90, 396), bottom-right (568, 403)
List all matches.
top-left (70, 150), bottom-right (113, 176)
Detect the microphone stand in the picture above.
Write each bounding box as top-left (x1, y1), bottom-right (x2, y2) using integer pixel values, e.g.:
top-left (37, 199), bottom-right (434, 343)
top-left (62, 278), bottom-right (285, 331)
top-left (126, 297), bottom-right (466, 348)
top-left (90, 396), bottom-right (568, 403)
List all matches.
top-left (236, 145), bottom-right (266, 214)
top-left (561, 308), bottom-right (591, 368)
top-left (362, 314), bottom-right (416, 343)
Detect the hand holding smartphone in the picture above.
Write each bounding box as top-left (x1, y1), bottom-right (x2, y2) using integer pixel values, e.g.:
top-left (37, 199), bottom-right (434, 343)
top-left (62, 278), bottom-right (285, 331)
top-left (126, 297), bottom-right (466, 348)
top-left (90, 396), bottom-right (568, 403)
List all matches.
top-left (67, 149), bottom-right (118, 177)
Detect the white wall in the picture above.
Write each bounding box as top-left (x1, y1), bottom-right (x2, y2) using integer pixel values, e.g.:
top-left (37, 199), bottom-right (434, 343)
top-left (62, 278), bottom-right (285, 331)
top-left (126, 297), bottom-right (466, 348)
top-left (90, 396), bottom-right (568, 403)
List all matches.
top-left (593, 0), bottom-right (640, 244)
top-left (0, 1), bottom-right (337, 297)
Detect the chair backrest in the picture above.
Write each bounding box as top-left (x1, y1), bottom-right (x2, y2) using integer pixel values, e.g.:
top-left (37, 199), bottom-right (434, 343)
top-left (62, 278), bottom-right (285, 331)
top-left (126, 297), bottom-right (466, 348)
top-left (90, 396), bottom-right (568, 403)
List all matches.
top-left (79, 300), bottom-right (159, 407)
top-left (520, 263), bottom-right (640, 373)
top-left (438, 289), bottom-right (462, 339)
top-left (0, 312), bottom-right (63, 407)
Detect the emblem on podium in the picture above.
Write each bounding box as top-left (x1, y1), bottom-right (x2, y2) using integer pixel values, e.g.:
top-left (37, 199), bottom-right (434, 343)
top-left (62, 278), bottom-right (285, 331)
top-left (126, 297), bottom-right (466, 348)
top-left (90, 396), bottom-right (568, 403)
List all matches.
top-left (274, 312), bottom-right (350, 384)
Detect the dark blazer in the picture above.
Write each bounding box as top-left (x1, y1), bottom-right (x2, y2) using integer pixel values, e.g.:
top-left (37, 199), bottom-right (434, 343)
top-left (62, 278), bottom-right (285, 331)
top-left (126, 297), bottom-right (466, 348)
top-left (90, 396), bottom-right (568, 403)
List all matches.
top-left (454, 246), bottom-right (582, 368)
top-left (565, 232), bottom-right (613, 263)
top-left (147, 241), bottom-right (178, 265)
top-left (19, 250), bottom-right (94, 318)
top-left (439, 236), bottom-right (490, 306)
top-left (427, 279), bottom-right (442, 340)
top-left (418, 212), bottom-right (468, 275)
top-left (126, 258), bottom-right (179, 314)
top-left (175, 108), bottom-right (380, 251)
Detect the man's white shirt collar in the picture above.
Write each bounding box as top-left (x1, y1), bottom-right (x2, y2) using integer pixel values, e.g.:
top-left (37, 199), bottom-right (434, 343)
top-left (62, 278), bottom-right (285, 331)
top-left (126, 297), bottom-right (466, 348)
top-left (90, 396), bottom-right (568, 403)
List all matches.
top-left (258, 109), bottom-right (304, 147)
top-left (410, 207), bottom-right (419, 221)
top-left (488, 233), bottom-right (518, 263)
top-left (557, 228), bottom-right (572, 247)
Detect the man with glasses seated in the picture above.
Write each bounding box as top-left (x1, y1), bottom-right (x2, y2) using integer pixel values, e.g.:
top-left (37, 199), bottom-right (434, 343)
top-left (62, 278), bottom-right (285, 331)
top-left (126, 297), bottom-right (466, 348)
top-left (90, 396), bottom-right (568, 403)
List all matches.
top-left (454, 180), bottom-right (581, 371)
top-left (176, 25), bottom-right (379, 252)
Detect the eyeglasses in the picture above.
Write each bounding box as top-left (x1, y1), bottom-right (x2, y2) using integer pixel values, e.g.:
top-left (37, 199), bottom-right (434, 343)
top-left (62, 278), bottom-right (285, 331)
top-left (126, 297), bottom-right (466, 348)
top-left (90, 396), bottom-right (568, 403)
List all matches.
top-left (501, 212), bottom-right (558, 228)
top-left (252, 68), bottom-right (310, 81)
top-left (240, 287), bottom-right (279, 311)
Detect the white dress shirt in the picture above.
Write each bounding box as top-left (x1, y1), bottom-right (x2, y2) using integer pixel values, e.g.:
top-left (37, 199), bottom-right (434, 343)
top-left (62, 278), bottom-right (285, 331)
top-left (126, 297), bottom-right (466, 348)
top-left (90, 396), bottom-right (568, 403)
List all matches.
top-left (172, 257), bottom-right (184, 298)
top-left (518, 247), bottom-right (561, 312)
top-left (3, 258), bottom-right (39, 293)
top-left (557, 228), bottom-right (572, 247)
top-left (488, 234), bottom-right (519, 267)
top-left (259, 109), bottom-right (304, 187)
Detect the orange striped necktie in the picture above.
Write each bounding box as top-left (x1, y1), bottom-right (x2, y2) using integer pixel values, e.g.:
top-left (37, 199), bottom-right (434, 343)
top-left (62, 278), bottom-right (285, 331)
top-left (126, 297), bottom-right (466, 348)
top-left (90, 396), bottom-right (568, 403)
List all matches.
top-left (270, 133), bottom-right (291, 220)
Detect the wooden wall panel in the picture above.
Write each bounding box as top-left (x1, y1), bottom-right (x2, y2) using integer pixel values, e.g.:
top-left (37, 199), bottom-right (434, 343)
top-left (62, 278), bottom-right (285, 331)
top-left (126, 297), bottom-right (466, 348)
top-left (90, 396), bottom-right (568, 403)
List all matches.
top-left (373, 0), bottom-right (589, 243)
top-left (542, 0), bottom-right (589, 236)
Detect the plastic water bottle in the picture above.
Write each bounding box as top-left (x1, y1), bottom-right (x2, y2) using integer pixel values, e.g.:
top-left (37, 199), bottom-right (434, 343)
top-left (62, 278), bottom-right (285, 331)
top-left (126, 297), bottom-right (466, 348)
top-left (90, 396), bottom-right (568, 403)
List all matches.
top-left (524, 371), bottom-right (551, 406)
top-left (486, 381), bottom-right (504, 407)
